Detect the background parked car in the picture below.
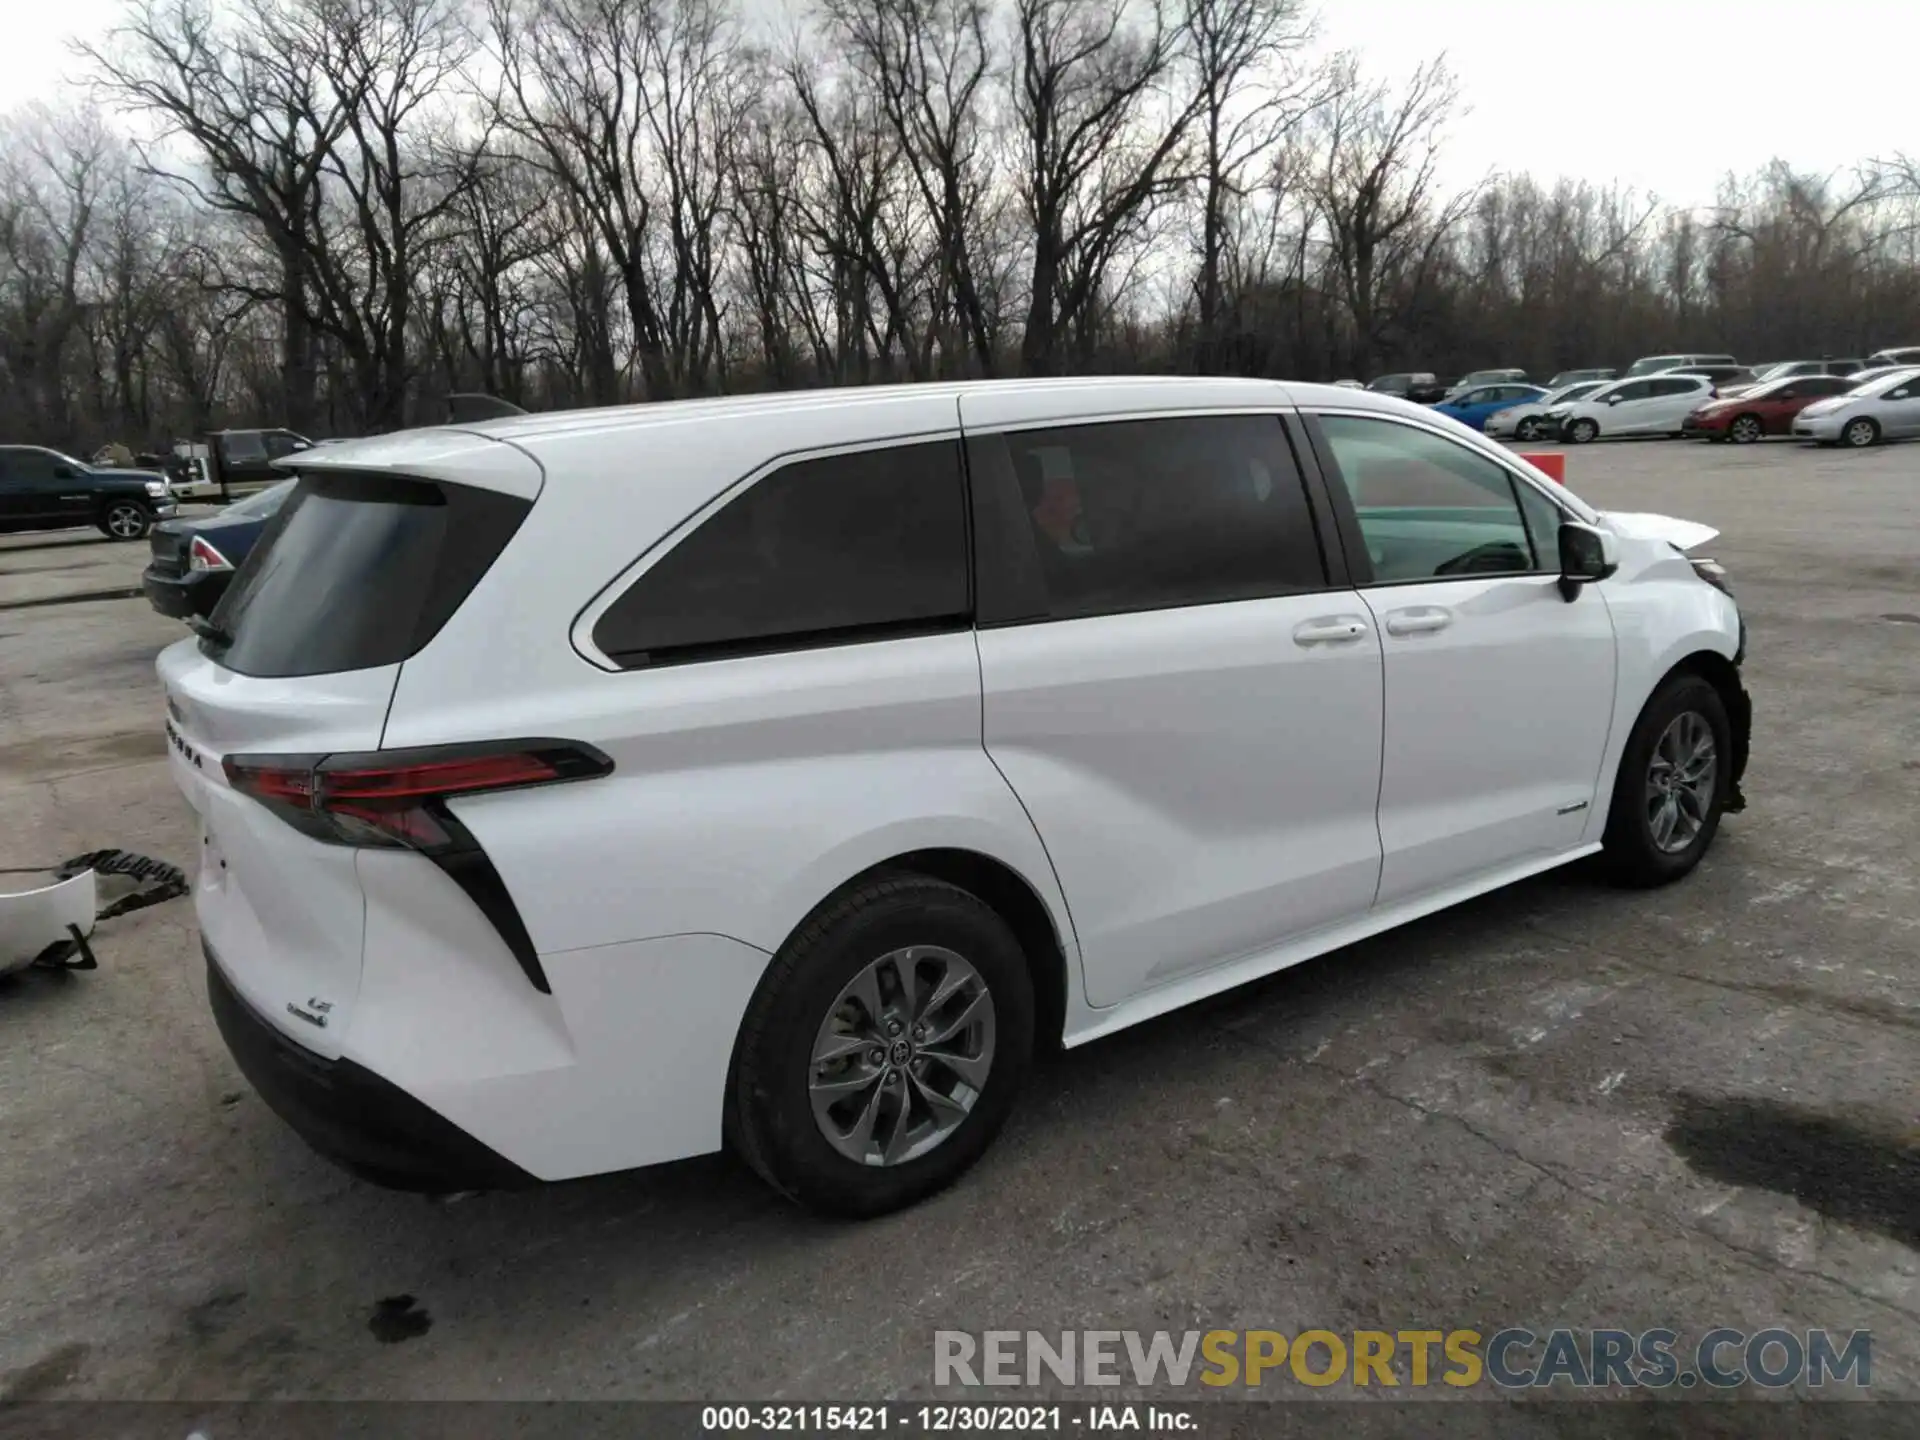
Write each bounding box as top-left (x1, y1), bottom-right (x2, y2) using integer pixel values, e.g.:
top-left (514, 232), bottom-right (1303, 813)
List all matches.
top-left (1623, 352), bottom-right (1736, 378)
top-left (0, 445), bottom-right (176, 539)
top-left (142, 479), bottom-right (294, 619)
top-left (1545, 368), bottom-right (1615, 388)
top-left (1864, 346), bottom-right (1920, 370)
top-left (1681, 374), bottom-right (1858, 443)
top-left (1831, 363), bottom-right (1918, 389)
top-left (1440, 368), bottom-right (1528, 399)
top-left (1484, 380), bottom-right (1611, 440)
top-left (1792, 369), bottom-right (1920, 447)
top-left (1549, 374), bottom-right (1715, 443)
top-left (169, 428), bottom-right (312, 501)
top-left (1430, 382), bottom-right (1548, 431)
top-left (1366, 371), bottom-right (1448, 403)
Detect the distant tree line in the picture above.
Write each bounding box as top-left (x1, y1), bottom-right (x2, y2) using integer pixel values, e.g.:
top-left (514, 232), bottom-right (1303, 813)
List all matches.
top-left (2, 0), bottom-right (1917, 451)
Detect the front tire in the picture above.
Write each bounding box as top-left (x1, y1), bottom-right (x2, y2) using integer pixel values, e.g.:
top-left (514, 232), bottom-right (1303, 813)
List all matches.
top-left (100, 502), bottom-right (152, 541)
top-left (727, 874), bottom-right (1035, 1218)
top-left (1601, 673), bottom-right (1731, 888)
top-left (1842, 417), bottom-right (1879, 448)
top-left (1566, 418), bottom-right (1599, 444)
top-left (1728, 414), bottom-right (1764, 444)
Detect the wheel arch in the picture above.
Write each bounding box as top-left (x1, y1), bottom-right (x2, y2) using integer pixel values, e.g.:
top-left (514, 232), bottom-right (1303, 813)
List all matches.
top-left (1666, 649), bottom-right (1751, 804)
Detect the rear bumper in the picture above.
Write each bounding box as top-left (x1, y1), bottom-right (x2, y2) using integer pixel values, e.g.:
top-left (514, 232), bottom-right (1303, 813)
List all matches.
top-left (205, 944), bottom-right (535, 1192)
top-left (142, 565), bottom-right (225, 619)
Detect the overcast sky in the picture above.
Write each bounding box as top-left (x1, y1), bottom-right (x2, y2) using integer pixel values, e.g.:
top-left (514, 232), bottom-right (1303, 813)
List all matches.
top-left (6, 0), bottom-right (1912, 205)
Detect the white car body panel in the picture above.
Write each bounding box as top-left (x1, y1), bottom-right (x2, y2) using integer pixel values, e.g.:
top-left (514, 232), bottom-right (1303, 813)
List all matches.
top-left (976, 595), bottom-right (1386, 1008)
top-left (162, 377), bottom-right (1748, 1186)
top-left (1560, 376), bottom-right (1714, 438)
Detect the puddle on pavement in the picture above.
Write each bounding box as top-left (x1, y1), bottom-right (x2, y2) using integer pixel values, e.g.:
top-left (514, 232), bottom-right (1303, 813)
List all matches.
top-left (1666, 1092), bottom-right (1920, 1249)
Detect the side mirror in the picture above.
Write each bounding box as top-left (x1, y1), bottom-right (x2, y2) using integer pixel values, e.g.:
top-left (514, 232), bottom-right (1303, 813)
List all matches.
top-left (1557, 522), bottom-right (1619, 602)
top-left (1606, 394), bottom-right (1623, 405)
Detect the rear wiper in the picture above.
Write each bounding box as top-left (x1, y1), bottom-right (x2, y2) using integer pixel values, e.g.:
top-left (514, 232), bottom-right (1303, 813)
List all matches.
top-left (187, 615), bottom-right (233, 648)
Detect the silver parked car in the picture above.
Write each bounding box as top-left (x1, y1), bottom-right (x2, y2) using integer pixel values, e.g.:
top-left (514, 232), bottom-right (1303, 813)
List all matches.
top-left (1791, 368), bottom-right (1920, 447)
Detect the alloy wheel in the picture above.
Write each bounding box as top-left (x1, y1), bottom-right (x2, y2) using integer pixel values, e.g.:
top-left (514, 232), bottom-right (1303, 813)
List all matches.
top-left (809, 945), bottom-right (995, 1167)
top-left (1645, 710), bottom-right (1717, 855)
top-left (1729, 416), bottom-right (1763, 444)
top-left (1843, 418), bottom-right (1877, 448)
top-left (106, 504), bottom-right (146, 538)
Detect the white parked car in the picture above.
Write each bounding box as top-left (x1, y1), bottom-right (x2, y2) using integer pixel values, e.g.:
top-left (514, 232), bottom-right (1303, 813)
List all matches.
top-left (1791, 367), bottom-right (1920, 447)
top-left (158, 379), bottom-right (1752, 1216)
top-left (1484, 379), bottom-right (1611, 440)
top-left (1545, 373), bottom-right (1717, 443)
top-left (1622, 352), bottom-right (1736, 378)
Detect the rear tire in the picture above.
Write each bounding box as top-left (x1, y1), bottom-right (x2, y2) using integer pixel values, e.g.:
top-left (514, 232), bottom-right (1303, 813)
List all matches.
top-left (1601, 673), bottom-right (1731, 888)
top-left (1842, 417), bottom-right (1879, 448)
top-left (727, 874), bottom-right (1035, 1218)
top-left (1566, 418), bottom-right (1599, 444)
top-left (99, 502), bottom-right (152, 541)
top-left (1515, 417), bottom-right (1542, 442)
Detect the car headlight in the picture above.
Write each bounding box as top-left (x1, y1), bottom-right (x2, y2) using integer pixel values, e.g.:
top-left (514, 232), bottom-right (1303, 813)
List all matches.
top-left (144, 479), bottom-right (167, 497)
top-left (1689, 554), bottom-right (1733, 596)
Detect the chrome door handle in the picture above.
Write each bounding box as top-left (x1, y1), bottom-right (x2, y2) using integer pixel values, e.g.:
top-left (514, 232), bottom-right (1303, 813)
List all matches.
top-left (1292, 616), bottom-right (1371, 645)
top-left (1384, 607), bottom-right (1454, 635)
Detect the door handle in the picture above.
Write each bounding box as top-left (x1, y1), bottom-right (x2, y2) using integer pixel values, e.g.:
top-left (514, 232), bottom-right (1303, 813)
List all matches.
top-left (1293, 616), bottom-right (1371, 645)
top-left (1384, 607), bottom-right (1454, 636)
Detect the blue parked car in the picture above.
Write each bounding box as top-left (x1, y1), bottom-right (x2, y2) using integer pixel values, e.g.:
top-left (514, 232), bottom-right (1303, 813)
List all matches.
top-left (1430, 383), bottom-right (1549, 432)
top-left (141, 478), bottom-right (295, 621)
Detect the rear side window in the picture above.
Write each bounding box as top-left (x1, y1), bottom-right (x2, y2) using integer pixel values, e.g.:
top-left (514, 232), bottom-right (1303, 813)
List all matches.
top-left (966, 415), bottom-right (1325, 624)
top-left (220, 433), bottom-right (267, 465)
top-left (591, 439), bottom-right (969, 668)
top-left (1650, 377), bottom-right (1703, 397)
top-left (208, 472), bottom-right (530, 678)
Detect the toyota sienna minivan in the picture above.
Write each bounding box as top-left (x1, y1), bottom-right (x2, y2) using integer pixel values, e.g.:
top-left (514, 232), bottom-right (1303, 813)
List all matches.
top-left (161, 378), bottom-right (1752, 1217)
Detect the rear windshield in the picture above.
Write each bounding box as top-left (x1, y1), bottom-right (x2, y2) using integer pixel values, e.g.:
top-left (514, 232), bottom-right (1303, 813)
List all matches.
top-left (206, 471), bottom-right (530, 678)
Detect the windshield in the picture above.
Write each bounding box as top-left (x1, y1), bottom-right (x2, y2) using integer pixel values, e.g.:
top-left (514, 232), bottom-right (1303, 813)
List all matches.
top-left (1849, 370), bottom-right (1920, 399)
top-left (223, 478), bottom-right (296, 518)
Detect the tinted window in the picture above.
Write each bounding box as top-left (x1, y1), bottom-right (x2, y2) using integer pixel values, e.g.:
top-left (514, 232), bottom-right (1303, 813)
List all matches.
top-left (1608, 381), bottom-right (1654, 402)
top-left (264, 433), bottom-right (307, 459)
top-left (1649, 378), bottom-right (1703, 397)
top-left (7, 449), bottom-right (62, 483)
top-left (210, 473), bottom-right (530, 678)
top-left (966, 416), bottom-right (1324, 624)
top-left (591, 440), bottom-right (969, 668)
top-left (221, 432), bottom-right (267, 465)
top-left (1801, 376), bottom-right (1853, 397)
top-left (1316, 416), bottom-right (1538, 583)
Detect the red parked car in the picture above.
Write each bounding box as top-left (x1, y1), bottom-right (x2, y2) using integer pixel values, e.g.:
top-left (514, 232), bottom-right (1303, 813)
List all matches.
top-left (1682, 373), bottom-right (1858, 443)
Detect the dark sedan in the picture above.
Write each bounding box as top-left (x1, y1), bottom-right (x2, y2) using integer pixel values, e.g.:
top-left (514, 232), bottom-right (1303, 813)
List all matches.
top-left (142, 480), bottom-right (293, 619)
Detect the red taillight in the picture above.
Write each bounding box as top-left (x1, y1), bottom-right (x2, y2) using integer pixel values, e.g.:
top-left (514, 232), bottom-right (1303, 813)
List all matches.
top-left (223, 741), bottom-right (610, 850)
top-left (187, 535), bottom-right (232, 571)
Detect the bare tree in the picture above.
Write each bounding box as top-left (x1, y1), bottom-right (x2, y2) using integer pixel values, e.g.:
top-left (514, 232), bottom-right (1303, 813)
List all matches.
top-left (1010, 0), bottom-right (1200, 373)
top-left (1308, 54), bottom-right (1469, 375)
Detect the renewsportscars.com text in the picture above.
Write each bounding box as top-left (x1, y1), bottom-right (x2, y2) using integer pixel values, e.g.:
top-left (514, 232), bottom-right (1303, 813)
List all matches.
top-left (934, 1327), bottom-right (1872, 1390)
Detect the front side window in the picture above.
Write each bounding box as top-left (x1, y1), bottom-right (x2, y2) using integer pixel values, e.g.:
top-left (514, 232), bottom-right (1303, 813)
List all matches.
top-left (591, 440), bottom-right (970, 668)
top-left (1316, 415), bottom-right (1539, 584)
top-left (1606, 381), bottom-right (1653, 403)
top-left (968, 415), bottom-right (1324, 623)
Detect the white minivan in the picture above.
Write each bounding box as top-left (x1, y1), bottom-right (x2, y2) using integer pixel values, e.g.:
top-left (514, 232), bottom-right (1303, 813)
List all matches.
top-left (159, 378), bottom-right (1752, 1216)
